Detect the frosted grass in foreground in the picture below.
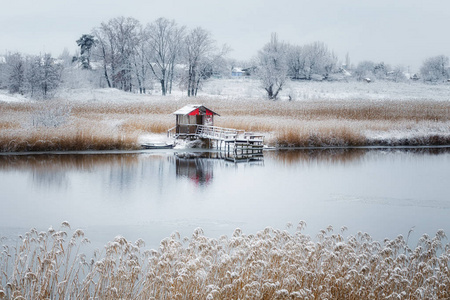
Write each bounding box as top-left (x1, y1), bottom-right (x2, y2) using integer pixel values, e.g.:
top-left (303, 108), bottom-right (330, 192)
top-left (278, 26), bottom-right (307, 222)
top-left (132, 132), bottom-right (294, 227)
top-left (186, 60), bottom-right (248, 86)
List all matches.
top-left (1, 222), bottom-right (449, 299)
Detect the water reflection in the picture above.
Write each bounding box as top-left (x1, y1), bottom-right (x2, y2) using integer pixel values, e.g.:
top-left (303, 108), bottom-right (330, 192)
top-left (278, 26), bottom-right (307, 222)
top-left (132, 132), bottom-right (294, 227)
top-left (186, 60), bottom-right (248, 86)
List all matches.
top-left (0, 154), bottom-right (141, 190)
top-left (266, 147), bottom-right (450, 165)
top-left (267, 148), bottom-right (367, 165)
top-left (175, 155), bottom-right (214, 187)
top-left (1, 148), bottom-right (449, 250)
top-left (0, 154), bottom-right (140, 172)
top-left (174, 151), bottom-right (265, 186)
top-left (1, 148), bottom-right (448, 190)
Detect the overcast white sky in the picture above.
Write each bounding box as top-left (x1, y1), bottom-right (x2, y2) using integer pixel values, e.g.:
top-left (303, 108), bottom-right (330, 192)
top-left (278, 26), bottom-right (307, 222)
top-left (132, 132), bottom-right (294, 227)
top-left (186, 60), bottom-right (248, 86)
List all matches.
top-left (1, 0), bottom-right (450, 71)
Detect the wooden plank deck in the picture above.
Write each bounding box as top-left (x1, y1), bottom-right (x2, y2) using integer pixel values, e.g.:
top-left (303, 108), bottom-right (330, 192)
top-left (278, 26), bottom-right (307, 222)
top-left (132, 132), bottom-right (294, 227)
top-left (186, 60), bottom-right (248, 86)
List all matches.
top-left (168, 124), bottom-right (265, 152)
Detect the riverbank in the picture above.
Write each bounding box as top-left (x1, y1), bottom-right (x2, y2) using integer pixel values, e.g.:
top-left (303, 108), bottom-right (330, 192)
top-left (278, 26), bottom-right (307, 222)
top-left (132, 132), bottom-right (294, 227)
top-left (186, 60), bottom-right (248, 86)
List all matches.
top-left (1, 82), bottom-right (450, 152)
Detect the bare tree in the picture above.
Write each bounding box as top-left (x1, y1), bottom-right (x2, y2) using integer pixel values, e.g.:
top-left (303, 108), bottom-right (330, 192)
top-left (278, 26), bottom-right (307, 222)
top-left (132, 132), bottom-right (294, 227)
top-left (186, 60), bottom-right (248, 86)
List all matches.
top-left (420, 55), bottom-right (449, 82)
top-left (389, 65), bottom-right (407, 82)
top-left (6, 52), bottom-right (26, 94)
top-left (131, 27), bottom-right (151, 94)
top-left (303, 41), bottom-right (337, 80)
top-left (286, 44), bottom-right (307, 80)
top-left (256, 33), bottom-right (288, 100)
top-left (354, 60), bottom-right (376, 81)
top-left (285, 41), bottom-right (337, 81)
top-left (183, 27), bottom-right (226, 97)
top-left (93, 17), bottom-right (141, 91)
top-left (145, 18), bottom-right (185, 95)
top-left (373, 62), bottom-right (392, 80)
top-left (344, 52), bottom-right (351, 70)
top-left (26, 54), bottom-right (63, 99)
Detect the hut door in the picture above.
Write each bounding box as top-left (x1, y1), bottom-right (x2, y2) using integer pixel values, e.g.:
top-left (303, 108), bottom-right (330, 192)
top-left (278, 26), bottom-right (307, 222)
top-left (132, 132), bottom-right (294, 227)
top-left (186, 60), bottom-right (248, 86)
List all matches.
top-left (196, 115), bottom-right (203, 125)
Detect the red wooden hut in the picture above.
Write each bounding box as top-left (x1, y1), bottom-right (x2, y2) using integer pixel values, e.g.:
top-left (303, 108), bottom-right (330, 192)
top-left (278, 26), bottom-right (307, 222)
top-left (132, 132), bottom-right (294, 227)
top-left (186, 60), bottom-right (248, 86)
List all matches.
top-left (172, 105), bottom-right (219, 136)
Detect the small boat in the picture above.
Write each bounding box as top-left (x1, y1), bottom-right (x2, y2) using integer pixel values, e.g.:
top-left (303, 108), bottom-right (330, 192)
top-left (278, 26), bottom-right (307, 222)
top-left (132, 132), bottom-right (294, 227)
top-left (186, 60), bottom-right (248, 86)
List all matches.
top-left (141, 142), bottom-right (174, 149)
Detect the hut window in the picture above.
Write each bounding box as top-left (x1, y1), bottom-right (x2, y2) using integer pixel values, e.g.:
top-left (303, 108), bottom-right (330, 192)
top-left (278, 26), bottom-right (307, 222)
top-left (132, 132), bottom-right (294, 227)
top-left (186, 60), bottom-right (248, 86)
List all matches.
top-left (179, 115), bottom-right (189, 124)
top-left (189, 115), bottom-right (197, 124)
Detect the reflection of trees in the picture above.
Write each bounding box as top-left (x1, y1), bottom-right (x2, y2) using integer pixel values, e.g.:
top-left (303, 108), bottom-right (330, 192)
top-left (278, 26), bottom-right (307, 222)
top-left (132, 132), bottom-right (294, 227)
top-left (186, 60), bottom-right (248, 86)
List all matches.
top-left (0, 154), bottom-right (140, 189)
top-left (265, 148), bottom-right (450, 166)
top-left (0, 154), bottom-right (140, 171)
top-left (266, 149), bottom-right (366, 165)
top-left (31, 169), bottom-right (69, 189)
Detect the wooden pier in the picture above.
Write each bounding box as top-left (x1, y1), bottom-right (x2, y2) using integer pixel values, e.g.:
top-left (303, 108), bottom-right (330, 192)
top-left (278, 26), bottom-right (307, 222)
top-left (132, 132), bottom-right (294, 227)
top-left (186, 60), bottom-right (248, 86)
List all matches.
top-left (168, 124), bottom-right (264, 154)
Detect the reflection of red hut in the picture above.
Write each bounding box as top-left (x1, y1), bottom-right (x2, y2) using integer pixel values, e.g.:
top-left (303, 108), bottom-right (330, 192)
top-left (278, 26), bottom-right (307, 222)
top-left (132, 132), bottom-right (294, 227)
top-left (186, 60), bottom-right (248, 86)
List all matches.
top-left (176, 158), bottom-right (213, 186)
top-left (172, 105), bottom-right (219, 137)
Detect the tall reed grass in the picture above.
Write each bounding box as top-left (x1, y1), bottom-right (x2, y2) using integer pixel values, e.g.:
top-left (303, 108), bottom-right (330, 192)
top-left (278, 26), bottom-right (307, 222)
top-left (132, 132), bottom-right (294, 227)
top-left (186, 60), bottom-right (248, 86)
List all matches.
top-left (1, 97), bottom-right (450, 151)
top-left (1, 222), bottom-right (449, 299)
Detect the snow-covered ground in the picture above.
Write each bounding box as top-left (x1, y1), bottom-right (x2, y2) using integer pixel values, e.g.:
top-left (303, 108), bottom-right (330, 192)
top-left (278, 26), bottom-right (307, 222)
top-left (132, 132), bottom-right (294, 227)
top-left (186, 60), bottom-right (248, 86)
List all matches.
top-left (0, 90), bottom-right (29, 103)
top-left (2, 78), bottom-right (450, 103)
top-left (200, 78), bottom-right (450, 101)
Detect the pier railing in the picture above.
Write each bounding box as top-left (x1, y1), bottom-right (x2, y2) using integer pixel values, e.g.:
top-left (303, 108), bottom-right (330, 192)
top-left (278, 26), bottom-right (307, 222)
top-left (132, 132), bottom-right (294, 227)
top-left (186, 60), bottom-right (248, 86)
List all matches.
top-left (196, 125), bottom-right (243, 141)
top-left (167, 124), bottom-right (264, 146)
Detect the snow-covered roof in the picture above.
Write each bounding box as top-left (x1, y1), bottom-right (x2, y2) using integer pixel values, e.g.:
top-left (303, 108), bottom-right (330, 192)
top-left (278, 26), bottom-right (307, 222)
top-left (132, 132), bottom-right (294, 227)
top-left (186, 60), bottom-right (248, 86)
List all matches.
top-left (232, 67), bottom-right (244, 73)
top-left (173, 104), bottom-right (219, 116)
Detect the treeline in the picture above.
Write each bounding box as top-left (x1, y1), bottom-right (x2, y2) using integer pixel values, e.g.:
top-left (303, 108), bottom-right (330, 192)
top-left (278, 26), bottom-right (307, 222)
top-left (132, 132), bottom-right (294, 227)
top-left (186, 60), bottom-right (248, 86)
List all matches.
top-left (79, 17), bottom-right (228, 97)
top-left (0, 16), bottom-right (449, 100)
top-left (0, 53), bottom-right (64, 99)
top-left (256, 33), bottom-right (450, 99)
top-left (0, 17), bottom-right (229, 99)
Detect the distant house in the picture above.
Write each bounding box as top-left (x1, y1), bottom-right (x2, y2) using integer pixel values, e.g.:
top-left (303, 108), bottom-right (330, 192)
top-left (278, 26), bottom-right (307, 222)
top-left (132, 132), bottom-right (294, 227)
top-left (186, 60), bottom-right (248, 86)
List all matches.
top-left (0, 56), bottom-right (5, 64)
top-left (410, 74), bottom-right (420, 81)
top-left (231, 67), bottom-right (244, 77)
top-left (231, 66), bottom-right (256, 77)
top-left (242, 67), bottom-right (256, 76)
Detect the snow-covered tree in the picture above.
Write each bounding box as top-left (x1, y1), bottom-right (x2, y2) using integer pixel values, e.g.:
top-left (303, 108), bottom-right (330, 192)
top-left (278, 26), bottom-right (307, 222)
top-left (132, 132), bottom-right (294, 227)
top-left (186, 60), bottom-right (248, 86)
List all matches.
top-left (344, 52), bottom-right (352, 70)
top-left (0, 56), bottom-right (6, 89)
top-left (285, 41), bottom-right (338, 81)
top-left (286, 44), bottom-right (307, 80)
top-left (6, 52), bottom-right (25, 94)
top-left (354, 60), bottom-right (376, 81)
top-left (420, 55), bottom-right (449, 82)
top-left (373, 62), bottom-right (391, 80)
top-left (256, 33), bottom-right (288, 100)
top-left (145, 18), bottom-right (185, 95)
top-left (131, 27), bottom-right (151, 94)
top-left (182, 27), bottom-right (227, 97)
top-left (302, 41), bottom-right (337, 80)
top-left (75, 34), bottom-right (97, 69)
top-left (26, 54), bottom-right (63, 99)
top-left (388, 65), bottom-right (407, 82)
top-left (93, 17), bottom-right (141, 91)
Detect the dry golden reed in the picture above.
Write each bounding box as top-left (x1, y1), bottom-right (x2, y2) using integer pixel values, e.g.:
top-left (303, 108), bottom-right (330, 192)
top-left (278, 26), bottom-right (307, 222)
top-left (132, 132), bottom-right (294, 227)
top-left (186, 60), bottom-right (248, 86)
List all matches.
top-left (1, 222), bottom-right (449, 299)
top-left (1, 97), bottom-right (450, 151)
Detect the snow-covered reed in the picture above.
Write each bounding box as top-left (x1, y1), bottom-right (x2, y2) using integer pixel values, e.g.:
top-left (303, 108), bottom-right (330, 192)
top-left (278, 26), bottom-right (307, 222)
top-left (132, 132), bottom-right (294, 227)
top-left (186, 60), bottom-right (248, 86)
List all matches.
top-left (1, 222), bottom-right (449, 299)
top-left (1, 95), bottom-right (449, 151)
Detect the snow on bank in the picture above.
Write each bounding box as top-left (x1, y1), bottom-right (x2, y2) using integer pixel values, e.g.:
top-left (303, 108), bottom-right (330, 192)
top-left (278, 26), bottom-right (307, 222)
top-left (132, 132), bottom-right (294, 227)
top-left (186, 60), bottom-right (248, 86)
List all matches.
top-left (200, 79), bottom-right (450, 102)
top-left (138, 133), bottom-right (173, 145)
top-left (55, 87), bottom-right (187, 103)
top-left (0, 90), bottom-right (29, 103)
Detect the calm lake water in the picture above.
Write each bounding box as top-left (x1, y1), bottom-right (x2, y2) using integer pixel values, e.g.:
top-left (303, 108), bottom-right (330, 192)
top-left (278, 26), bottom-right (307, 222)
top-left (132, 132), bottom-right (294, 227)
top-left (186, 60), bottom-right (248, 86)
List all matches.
top-left (1, 148), bottom-right (449, 250)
